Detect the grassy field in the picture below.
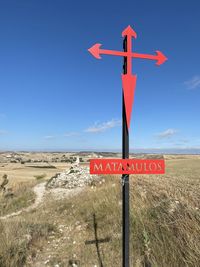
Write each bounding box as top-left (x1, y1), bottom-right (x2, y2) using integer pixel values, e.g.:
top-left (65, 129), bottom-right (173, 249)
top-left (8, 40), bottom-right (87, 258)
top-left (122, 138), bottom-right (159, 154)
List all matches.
top-left (0, 156), bottom-right (200, 266)
top-left (0, 181), bottom-right (36, 216)
top-left (0, 162), bottom-right (68, 185)
top-left (0, 163), bottom-right (68, 217)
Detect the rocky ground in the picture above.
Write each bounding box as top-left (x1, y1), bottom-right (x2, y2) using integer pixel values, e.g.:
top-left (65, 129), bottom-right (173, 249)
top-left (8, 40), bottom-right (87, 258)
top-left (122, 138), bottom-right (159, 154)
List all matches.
top-left (46, 164), bottom-right (99, 189)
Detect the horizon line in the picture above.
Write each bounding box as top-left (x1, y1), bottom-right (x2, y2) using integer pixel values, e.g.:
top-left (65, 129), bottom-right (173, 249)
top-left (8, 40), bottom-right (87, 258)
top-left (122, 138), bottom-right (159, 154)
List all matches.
top-left (1, 147), bottom-right (200, 155)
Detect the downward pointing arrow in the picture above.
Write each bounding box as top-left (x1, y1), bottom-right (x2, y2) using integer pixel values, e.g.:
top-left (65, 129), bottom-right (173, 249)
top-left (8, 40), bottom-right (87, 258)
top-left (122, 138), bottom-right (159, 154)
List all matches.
top-left (122, 74), bottom-right (137, 129)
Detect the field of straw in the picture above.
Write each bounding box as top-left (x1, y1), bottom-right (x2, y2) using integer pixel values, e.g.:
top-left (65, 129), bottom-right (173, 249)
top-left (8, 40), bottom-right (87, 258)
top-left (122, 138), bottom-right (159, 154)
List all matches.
top-left (0, 155), bottom-right (199, 266)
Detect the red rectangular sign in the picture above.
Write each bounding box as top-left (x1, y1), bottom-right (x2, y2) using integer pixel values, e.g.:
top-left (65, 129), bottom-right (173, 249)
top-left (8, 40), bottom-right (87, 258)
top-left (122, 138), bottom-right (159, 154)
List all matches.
top-left (90, 159), bottom-right (165, 175)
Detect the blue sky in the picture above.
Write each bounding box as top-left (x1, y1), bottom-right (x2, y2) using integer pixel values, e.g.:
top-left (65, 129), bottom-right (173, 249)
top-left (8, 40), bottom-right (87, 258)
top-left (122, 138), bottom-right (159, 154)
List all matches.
top-left (0, 0), bottom-right (200, 151)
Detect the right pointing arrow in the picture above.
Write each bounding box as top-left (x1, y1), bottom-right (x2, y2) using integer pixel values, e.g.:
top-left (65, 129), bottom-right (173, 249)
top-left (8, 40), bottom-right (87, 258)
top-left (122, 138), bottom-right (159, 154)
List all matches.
top-left (132, 50), bottom-right (167, 65)
top-left (122, 74), bottom-right (137, 129)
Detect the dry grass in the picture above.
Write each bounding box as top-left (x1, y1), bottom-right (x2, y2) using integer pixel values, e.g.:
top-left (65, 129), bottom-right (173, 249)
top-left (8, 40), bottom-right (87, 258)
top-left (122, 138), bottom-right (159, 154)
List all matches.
top-left (34, 173), bottom-right (47, 180)
top-left (0, 156), bottom-right (200, 266)
top-left (0, 181), bottom-right (36, 216)
top-left (0, 219), bottom-right (56, 267)
top-left (44, 172), bottom-right (199, 267)
top-left (0, 162), bottom-right (69, 184)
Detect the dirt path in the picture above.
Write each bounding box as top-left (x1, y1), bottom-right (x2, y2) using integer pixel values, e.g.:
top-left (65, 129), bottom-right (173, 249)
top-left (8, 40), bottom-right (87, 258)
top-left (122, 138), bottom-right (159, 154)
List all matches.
top-left (0, 182), bottom-right (83, 220)
top-left (0, 182), bottom-right (46, 220)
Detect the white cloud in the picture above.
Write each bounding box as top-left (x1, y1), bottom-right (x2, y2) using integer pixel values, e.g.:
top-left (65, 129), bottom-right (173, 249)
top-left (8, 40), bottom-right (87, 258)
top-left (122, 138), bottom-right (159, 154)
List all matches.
top-left (179, 138), bottom-right (189, 143)
top-left (44, 135), bottom-right (55, 140)
top-left (85, 119), bottom-right (121, 133)
top-left (64, 132), bottom-right (80, 137)
top-left (155, 128), bottom-right (178, 139)
top-left (184, 75), bottom-right (200, 89)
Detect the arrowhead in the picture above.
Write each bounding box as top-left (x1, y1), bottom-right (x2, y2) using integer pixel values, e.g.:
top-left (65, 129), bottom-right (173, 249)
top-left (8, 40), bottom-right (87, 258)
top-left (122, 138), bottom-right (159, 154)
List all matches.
top-left (156, 51), bottom-right (167, 65)
top-left (122, 74), bottom-right (137, 129)
top-left (88, 43), bottom-right (102, 59)
top-left (122, 25), bottom-right (137, 38)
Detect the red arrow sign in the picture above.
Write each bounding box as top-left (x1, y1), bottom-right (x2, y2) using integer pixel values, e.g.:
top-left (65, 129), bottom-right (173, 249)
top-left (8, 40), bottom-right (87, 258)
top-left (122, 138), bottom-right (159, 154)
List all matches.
top-left (88, 25), bottom-right (167, 129)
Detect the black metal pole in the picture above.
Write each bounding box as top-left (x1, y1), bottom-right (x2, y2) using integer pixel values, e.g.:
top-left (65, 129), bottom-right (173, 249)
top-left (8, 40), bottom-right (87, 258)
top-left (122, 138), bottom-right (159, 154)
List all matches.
top-left (122, 36), bottom-right (129, 267)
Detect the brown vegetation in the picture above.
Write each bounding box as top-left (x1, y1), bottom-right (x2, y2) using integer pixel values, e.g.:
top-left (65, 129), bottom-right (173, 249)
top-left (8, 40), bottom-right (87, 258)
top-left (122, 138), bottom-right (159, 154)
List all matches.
top-left (0, 156), bottom-right (199, 266)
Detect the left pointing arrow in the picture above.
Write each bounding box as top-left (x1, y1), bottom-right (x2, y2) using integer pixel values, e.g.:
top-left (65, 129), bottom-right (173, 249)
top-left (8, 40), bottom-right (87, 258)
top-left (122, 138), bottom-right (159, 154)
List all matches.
top-left (88, 44), bottom-right (102, 59)
top-left (88, 44), bottom-right (126, 59)
top-left (122, 74), bottom-right (137, 129)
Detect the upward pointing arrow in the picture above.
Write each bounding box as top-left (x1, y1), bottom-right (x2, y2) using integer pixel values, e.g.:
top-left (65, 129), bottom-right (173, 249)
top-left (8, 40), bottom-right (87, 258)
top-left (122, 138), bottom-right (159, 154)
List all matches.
top-left (122, 25), bottom-right (137, 39)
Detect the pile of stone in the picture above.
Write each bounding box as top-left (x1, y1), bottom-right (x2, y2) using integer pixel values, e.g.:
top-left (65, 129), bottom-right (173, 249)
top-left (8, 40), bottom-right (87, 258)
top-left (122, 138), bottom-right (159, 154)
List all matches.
top-left (46, 164), bottom-right (99, 189)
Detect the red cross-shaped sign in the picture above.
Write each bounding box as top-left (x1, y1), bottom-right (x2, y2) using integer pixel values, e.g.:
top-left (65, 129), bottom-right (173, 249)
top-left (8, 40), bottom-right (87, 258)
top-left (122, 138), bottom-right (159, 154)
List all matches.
top-left (88, 25), bottom-right (167, 129)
